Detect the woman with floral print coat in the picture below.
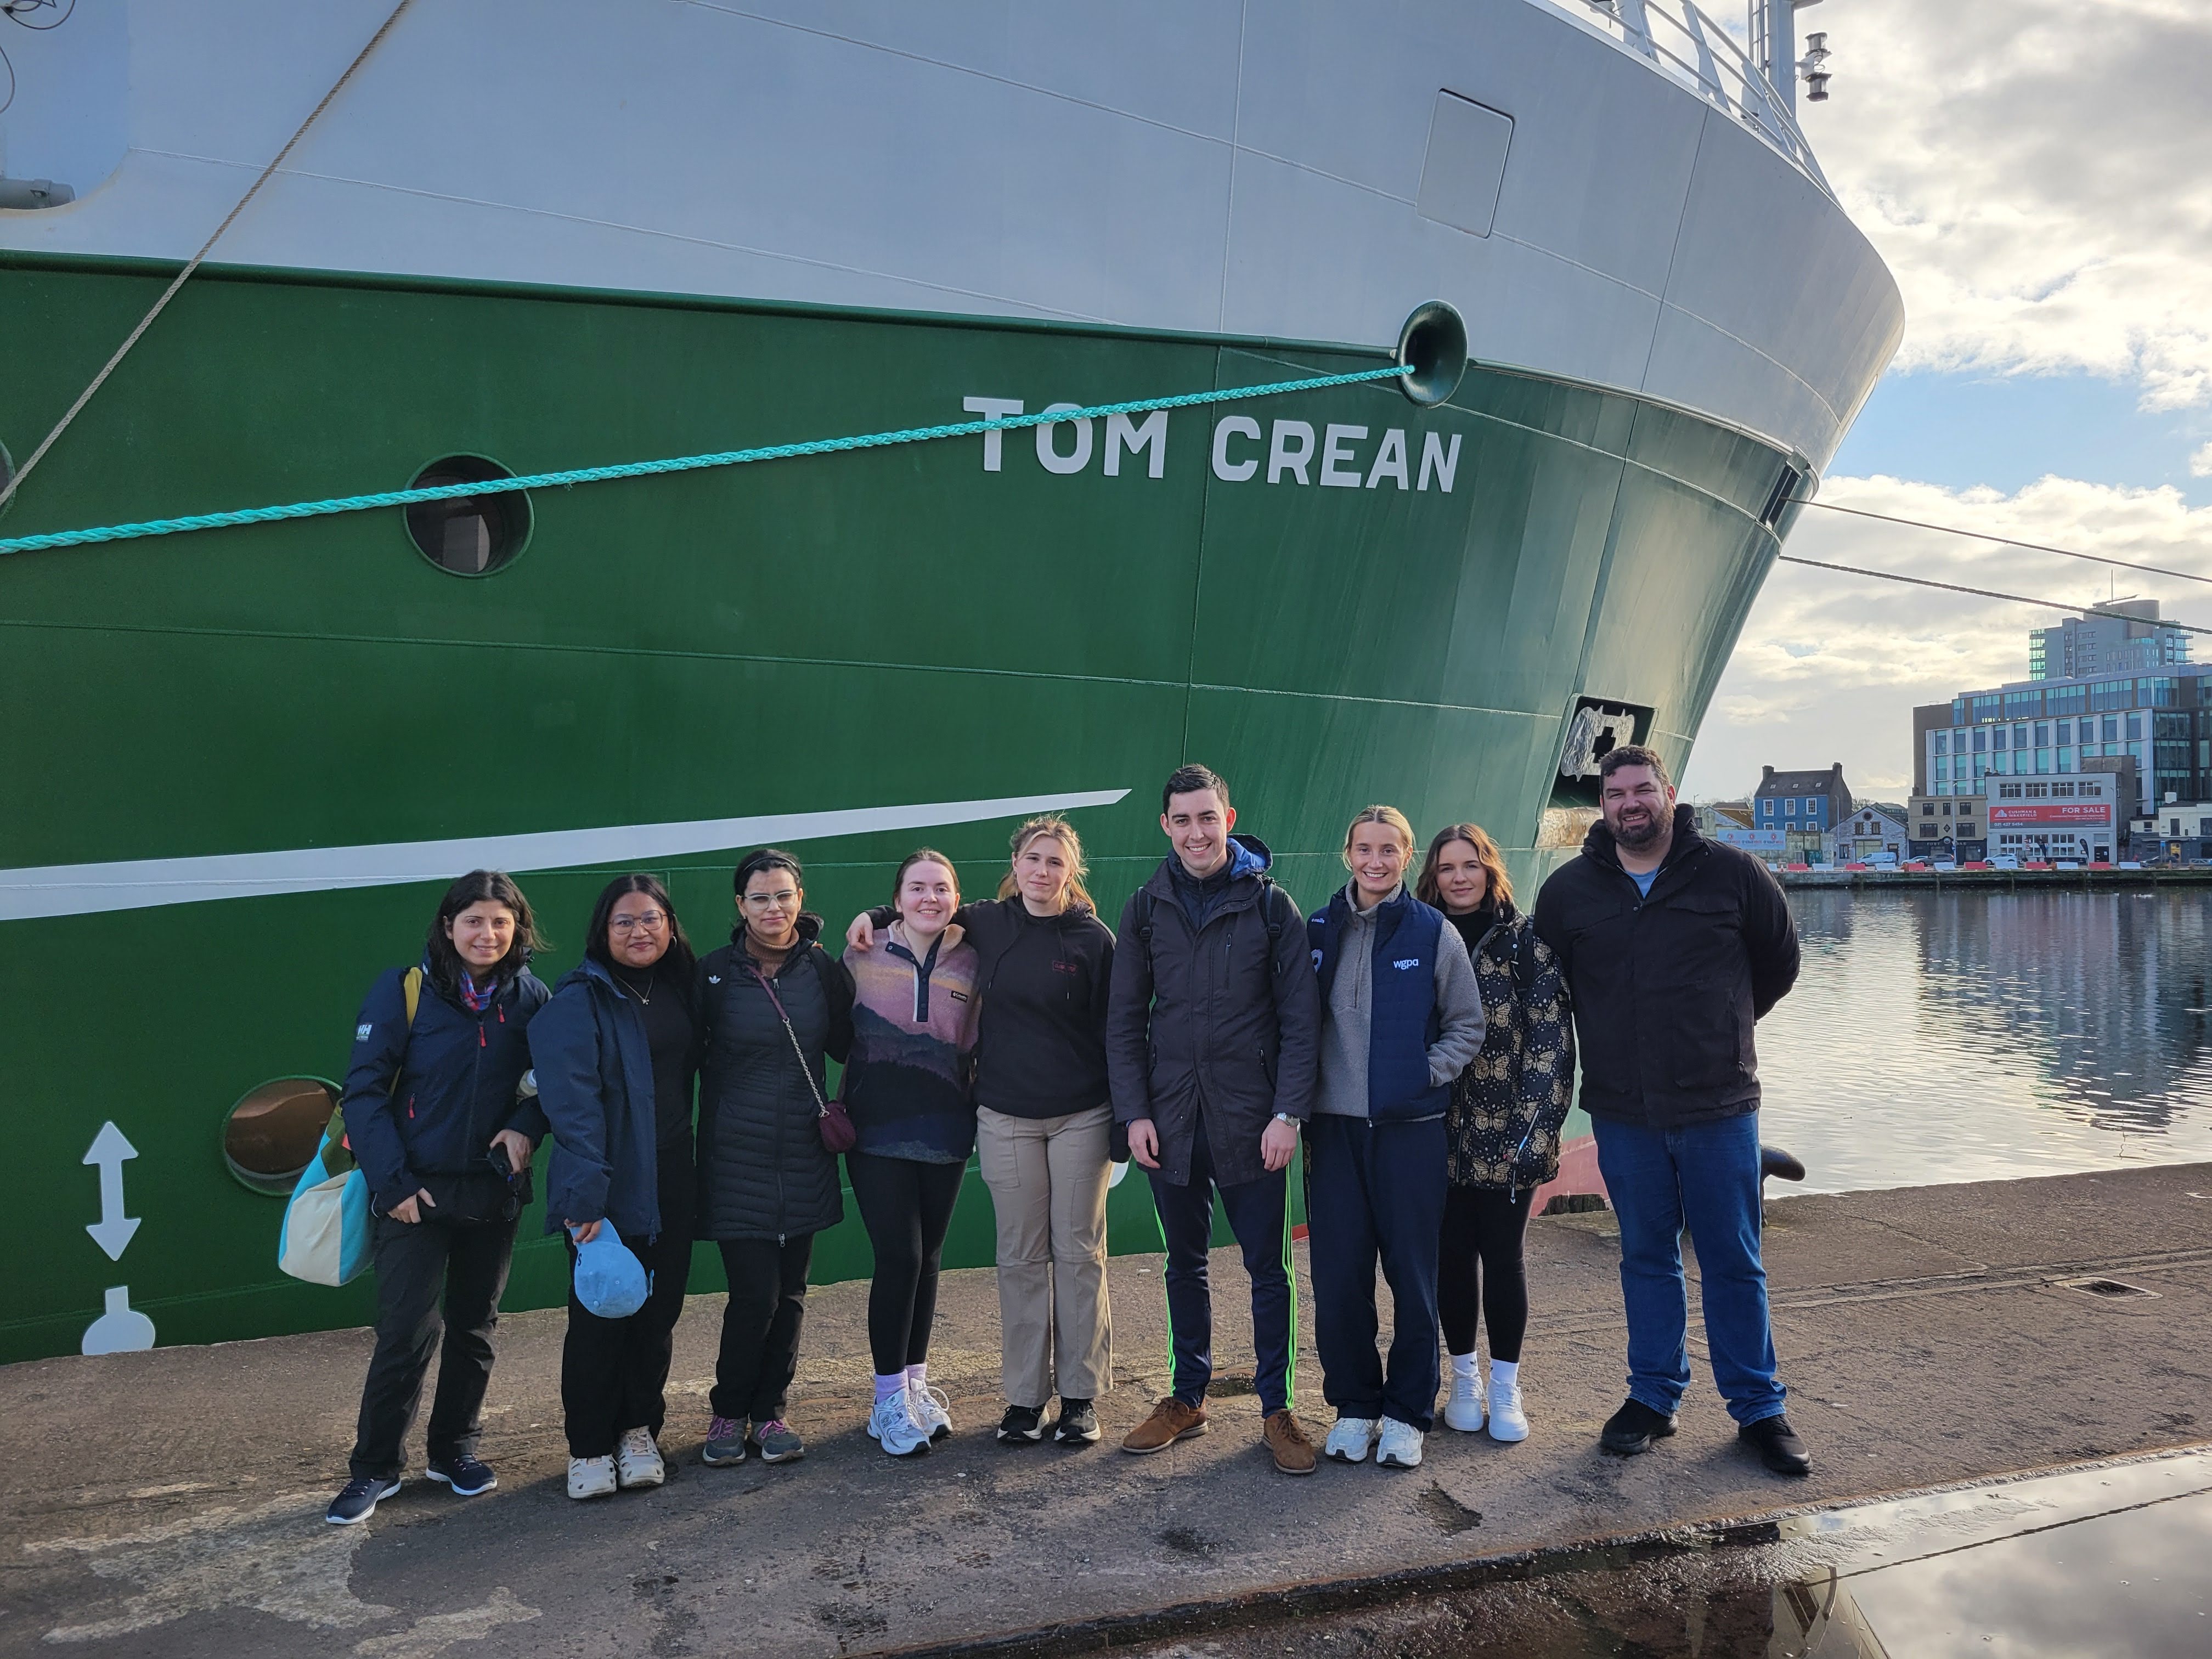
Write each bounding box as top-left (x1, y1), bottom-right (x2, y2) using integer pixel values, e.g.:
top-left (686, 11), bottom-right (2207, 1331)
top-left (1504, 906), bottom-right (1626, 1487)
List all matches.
top-left (1413, 823), bottom-right (1575, 1444)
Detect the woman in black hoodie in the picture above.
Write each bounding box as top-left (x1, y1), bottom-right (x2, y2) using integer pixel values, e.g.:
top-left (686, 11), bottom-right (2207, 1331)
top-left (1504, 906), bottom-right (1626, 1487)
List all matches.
top-left (848, 814), bottom-right (1116, 1446)
top-left (695, 848), bottom-right (854, 1470)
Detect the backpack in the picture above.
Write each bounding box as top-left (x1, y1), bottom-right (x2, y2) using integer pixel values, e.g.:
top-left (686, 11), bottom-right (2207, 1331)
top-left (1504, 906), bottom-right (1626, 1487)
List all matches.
top-left (1130, 873), bottom-right (1291, 962)
top-left (278, 967), bottom-right (420, 1286)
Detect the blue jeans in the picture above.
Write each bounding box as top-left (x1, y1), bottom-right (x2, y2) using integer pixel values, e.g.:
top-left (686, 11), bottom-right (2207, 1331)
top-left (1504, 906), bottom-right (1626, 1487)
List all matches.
top-left (1592, 1111), bottom-right (1785, 1425)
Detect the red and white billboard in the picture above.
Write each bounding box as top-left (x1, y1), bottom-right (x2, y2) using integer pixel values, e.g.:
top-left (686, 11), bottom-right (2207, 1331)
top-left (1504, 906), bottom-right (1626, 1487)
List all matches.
top-left (1987, 803), bottom-right (2113, 827)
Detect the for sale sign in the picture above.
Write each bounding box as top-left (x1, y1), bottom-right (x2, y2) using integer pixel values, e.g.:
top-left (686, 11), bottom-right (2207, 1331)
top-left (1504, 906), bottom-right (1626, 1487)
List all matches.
top-left (1987, 803), bottom-right (2113, 827)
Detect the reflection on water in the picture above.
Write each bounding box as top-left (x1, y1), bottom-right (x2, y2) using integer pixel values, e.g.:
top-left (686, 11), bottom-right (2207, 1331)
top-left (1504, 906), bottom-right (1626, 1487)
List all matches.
top-left (1757, 891), bottom-right (2212, 1193)
top-left (1135, 1453), bottom-right (2212, 1658)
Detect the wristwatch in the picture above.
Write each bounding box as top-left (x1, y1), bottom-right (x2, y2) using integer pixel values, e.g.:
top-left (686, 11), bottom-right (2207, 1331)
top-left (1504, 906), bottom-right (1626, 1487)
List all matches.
top-left (1272, 1111), bottom-right (1299, 1126)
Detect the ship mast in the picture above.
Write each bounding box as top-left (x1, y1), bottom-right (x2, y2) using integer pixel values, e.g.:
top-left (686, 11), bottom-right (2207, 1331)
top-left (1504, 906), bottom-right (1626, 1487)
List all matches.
top-left (1748, 0), bottom-right (1829, 110)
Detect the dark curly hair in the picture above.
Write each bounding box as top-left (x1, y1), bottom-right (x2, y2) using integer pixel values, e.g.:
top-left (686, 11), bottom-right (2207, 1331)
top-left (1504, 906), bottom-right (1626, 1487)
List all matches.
top-left (423, 870), bottom-right (544, 994)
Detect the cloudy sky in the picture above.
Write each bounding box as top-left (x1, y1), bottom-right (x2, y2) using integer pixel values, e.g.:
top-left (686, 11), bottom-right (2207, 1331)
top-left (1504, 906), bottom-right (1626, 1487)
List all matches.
top-left (1678, 0), bottom-right (2212, 802)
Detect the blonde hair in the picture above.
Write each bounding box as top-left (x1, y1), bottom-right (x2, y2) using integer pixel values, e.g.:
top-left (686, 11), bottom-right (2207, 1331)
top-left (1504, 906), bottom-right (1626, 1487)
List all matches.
top-left (1414, 822), bottom-right (1514, 910)
top-left (995, 815), bottom-right (1094, 913)
top-left (1341, 805), bottom-right (1416, 868)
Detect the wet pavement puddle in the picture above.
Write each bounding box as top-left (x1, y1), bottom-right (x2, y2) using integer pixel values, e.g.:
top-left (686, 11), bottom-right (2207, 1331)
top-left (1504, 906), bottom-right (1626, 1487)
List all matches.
top-left (1131, 1449), bottom-right (2212, 1657)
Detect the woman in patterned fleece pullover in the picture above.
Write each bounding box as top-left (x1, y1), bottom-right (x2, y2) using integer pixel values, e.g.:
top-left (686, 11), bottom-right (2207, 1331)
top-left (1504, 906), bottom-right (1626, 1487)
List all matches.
top-left (839, 849), bottom-right (981, 1457)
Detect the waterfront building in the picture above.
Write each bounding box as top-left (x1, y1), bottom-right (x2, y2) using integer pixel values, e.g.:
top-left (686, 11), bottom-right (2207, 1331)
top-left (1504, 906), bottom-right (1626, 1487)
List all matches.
top-left (2029, 600), bottom-right (2191, 682)
top-left (1752, 764), bottom-right (1853, 857)
top-left (1916, 620), bottom-right (2212, 827)
top-left (1696, 800), bottom-right (1755, 836)
top-left (1829, 804), bottom-right (1909, 863)
top-left (1906, 793), bottom-right (1987, 862)
top-left (2130, 802), bottom-right (2210, 865)
top-left (1985, 773), bottom-right (2120, 864)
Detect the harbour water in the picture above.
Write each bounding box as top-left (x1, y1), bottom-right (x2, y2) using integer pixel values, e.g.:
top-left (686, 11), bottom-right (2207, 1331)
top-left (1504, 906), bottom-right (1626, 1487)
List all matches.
top-left (1759, 890), bottom-right (2212, 1194)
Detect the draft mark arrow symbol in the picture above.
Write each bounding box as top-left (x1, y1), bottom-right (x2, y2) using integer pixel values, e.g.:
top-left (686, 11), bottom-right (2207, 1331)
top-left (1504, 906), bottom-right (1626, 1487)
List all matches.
top-left (83, 1121), bottom-right (142, 1261)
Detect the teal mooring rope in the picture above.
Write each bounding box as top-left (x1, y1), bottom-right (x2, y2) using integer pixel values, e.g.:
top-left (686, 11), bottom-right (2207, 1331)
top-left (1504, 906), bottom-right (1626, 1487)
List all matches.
top-left (0, 362), bottom-right (1413, 558)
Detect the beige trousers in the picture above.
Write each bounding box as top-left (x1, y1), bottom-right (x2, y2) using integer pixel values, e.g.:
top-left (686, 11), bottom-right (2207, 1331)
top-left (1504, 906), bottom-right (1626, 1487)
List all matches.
top-left (976, 1104), bottom-right (1114, 1406)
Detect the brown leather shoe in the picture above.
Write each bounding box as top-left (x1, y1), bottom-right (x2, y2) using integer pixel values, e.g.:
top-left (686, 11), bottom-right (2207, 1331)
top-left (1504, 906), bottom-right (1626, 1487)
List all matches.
top-left (1121, 1397), bottom-right (1208, 1454)
top-left (1263, 1410), bottom-right (1317, 1475)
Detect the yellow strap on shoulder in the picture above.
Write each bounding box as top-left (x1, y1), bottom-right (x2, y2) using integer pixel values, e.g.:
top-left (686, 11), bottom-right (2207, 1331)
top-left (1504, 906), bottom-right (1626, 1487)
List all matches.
top-left (402, 966), bottom-right (421, 1029)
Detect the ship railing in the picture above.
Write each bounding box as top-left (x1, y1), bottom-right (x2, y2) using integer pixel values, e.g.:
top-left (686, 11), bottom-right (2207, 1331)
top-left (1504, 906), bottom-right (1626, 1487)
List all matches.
top-left (1551, 0), bottom-right (1831, 194)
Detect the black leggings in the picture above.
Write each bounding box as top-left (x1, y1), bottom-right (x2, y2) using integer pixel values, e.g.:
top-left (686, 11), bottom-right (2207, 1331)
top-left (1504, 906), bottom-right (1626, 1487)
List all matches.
top-left (1437, 1185), bottom-right (1537, 1362)
top-left (846, 1150), bottom-right (966, 1377)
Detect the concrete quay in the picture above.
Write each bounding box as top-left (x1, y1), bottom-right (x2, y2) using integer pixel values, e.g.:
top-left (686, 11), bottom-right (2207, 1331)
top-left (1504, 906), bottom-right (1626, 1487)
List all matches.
top-left (4, 1162), bottom-right (2211, 1658)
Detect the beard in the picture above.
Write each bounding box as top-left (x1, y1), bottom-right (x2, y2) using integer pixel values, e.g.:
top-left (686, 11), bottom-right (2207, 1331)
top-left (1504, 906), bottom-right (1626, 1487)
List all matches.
top-left (1611, 806), bottom-right (1664, 850)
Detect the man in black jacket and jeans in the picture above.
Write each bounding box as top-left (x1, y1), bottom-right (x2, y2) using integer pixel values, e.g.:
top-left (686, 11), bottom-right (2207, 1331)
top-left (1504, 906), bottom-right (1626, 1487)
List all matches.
top-left (1533, 746), bottom-right (1810, 1476)
top-left (1108, 764), bottom-right (1323, 1474)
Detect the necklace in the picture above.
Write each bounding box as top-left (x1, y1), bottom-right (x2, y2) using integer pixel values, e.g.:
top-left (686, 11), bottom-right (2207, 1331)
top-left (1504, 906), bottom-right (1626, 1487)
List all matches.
top-left (613, 966), bottom-right (656, 1005)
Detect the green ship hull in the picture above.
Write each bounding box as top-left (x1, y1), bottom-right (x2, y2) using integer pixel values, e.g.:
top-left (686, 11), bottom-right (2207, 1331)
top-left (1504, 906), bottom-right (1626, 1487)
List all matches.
top-left (1, 255), bottom-right (1796, 1361)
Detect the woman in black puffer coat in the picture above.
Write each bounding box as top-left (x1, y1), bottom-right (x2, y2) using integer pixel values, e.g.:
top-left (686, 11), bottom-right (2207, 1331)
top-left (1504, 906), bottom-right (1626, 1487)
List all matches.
top-left (1414, 824), bottom-right (1574, 1448)
top-left (695, 848), bottom-right (854, 1469)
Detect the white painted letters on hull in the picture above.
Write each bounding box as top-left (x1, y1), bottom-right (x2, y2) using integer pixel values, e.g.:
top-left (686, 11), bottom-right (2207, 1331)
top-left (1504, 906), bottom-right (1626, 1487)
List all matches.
top-left (964, 399), bottom-right (1459, 492)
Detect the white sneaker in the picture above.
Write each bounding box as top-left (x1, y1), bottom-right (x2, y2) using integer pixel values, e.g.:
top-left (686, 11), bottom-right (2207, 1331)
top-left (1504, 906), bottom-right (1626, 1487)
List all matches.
top-left (907, 1380), bottom-right (953, 1442)
top-left (1323, 1417), bottom-right (1379, 1463)
top-left (1443, 1367), bottom-right (1486, 1433)
top-left (616, 1428), bottom-right (665, 1488)
top-left (1375, 1417), bottom-right (1425, 1469)
top-left (867, 1391), bottom-right (933, 1457)
top-left (1486, 1376), bottom-right (1530, 1443)
top-left (567, 1455), bottom-right (617, 1499)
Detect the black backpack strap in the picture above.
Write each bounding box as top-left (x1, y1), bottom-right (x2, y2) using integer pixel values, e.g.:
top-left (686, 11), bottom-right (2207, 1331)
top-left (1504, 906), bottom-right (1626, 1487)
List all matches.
top-left (1254, 876), bottom-right (1286, 942)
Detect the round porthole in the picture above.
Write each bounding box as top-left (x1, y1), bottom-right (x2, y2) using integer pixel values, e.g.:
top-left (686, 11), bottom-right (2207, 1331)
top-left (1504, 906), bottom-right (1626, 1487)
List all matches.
top-left (404, 454), bottom-right (531, 575)
top-left (223, 1076), bottom-right (340, 1195)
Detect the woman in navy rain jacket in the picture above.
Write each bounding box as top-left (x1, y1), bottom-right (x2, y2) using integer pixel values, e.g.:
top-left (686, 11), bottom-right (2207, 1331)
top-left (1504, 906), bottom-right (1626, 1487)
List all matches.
top-left (530, 874), bottom-right (702, 1501)
top-left (327, 870), bottom-right (550, 1527)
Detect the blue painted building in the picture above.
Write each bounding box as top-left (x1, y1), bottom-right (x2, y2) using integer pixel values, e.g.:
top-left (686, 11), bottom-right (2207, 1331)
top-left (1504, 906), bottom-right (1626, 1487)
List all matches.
top-left (1753, 763), bottom-right (1854, 852)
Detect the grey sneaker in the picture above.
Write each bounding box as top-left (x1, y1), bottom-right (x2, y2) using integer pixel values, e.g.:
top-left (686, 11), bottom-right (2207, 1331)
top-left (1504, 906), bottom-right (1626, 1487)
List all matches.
top-left (701, 1415), bottom-right (748, 1466)
top-left (326, 1474), bottom-right (400, 1525)
top-left (748, 1418), bottom-right (805, 1464)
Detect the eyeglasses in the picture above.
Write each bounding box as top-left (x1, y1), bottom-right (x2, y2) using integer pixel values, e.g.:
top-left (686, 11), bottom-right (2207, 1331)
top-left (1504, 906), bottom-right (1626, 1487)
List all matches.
top-left (610, 911), bottom-right (668, 933)
top-left (741, 890), bottom-right (799, 908)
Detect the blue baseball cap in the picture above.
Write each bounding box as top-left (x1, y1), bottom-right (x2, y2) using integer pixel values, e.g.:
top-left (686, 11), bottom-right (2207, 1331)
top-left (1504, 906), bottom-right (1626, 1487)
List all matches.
top-left (572, 1222), bottom-right (649, 1318)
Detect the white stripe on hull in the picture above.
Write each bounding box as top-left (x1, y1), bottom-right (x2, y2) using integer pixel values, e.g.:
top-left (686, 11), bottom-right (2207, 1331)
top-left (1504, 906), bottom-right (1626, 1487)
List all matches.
top-left (0, 788), bottom-right (1131, 921)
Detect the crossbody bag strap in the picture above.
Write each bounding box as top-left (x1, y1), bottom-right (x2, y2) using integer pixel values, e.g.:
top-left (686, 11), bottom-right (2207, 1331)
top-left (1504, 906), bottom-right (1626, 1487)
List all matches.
top-left (751, 967), bottom-right (829, 1119)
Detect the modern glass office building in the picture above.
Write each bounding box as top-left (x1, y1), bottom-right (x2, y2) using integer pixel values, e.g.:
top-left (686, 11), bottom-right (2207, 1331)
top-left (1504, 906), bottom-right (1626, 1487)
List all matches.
top-left (2028, 599), bottom-right (2192, 682)
top-left (1925, 667), bottom-right (2209, 810)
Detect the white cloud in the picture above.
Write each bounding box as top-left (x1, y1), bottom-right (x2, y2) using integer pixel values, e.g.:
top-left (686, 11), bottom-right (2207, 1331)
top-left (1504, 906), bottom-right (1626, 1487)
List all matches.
top-left (1680, 473), bottom-right (2212, 800)
top-left (2192, 441), bottom-right (2212, 478)
top-left (1801, 0), bottom-right (2212, 407)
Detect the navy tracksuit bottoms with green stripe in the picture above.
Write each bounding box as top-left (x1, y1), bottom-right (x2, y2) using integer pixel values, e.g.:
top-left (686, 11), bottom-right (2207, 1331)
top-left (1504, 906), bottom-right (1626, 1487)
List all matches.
top-left (1305, 1112), bottom-right (1449, 1431)
top-left (1148, 1115), bottom-right (1294, 1416)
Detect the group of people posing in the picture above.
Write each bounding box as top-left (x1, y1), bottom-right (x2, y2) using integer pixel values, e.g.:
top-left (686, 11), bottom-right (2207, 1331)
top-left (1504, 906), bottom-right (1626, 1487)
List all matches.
top-left (324, 747), bottom-right (1809, 1526)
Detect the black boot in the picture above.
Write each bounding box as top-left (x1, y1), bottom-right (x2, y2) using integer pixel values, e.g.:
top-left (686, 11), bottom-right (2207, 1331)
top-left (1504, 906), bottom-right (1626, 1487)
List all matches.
top-left (1599, 1397), bottom-right (1678, 1456)
top-left (1739, 1413), bottom-right (1812, 1476)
